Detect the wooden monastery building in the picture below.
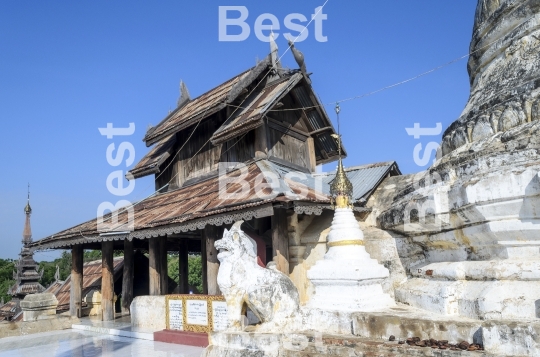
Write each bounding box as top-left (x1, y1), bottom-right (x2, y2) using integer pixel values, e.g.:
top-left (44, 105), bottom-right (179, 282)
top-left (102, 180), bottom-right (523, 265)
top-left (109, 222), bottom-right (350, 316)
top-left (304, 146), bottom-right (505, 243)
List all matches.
top-left (28, 40), bottom-right (401, 321)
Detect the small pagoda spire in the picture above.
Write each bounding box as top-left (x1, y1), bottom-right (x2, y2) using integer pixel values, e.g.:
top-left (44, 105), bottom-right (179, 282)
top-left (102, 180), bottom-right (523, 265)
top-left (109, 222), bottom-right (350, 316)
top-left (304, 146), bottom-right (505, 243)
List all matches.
top-left (330, 104), bottom-right (353, 209)
top-left (306, 104), bottom-right (395, 312)
top-left (23, 183), bottom-right (32, 244)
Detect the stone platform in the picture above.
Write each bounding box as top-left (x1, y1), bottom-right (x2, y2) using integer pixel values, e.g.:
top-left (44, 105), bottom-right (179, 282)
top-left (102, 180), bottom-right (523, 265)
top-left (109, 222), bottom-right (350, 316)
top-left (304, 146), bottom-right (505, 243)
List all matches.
top-left (204, 332), bottom-right (496, 357)
top-left (204, 305), bottom-right (540, 356)
top-left (72, 315), bottom-right (156, 340)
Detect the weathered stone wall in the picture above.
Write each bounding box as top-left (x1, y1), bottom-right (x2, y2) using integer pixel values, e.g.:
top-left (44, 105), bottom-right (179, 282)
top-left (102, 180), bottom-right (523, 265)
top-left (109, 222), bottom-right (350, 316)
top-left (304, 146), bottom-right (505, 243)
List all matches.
top-left (442, 0), bottom-right (540, 156)
top-left (364, 0), bottom-right (540, 322)
top-left (288, 211), bottom-right (332, 304)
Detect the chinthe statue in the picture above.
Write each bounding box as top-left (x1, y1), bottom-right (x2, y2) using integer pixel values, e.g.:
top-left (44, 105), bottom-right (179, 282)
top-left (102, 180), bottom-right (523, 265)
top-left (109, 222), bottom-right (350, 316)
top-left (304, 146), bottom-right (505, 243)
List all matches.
top-left (215, 221), bottom-right (300, 331)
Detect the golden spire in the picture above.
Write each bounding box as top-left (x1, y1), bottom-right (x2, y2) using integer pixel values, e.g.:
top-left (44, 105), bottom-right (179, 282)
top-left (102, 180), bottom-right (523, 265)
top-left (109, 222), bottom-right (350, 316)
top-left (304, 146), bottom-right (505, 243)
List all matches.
top-left (330, 104), bottom-right (353, 209)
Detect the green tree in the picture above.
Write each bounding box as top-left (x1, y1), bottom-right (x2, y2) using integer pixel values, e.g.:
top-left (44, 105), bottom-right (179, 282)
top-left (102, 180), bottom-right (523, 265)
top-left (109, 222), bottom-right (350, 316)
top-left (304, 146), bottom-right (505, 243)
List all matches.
top-left (39, 260), bottom-right (57, 288)
top-left (57, 251), bottom-right (72, 280)
top-left (168, 255), bottom-right (179, 284)
top-left (0, 259), bottom-right (15, 303)
top-left (188, 255), bottom-right (203, 294)
top-left (167, 254), bottom-right (203, 293)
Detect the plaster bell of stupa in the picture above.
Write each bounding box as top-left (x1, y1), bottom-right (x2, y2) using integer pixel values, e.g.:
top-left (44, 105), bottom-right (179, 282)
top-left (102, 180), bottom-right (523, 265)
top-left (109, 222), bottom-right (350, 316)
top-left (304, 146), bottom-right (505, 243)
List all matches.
top-left (307, 121), bottom-right (395, 311)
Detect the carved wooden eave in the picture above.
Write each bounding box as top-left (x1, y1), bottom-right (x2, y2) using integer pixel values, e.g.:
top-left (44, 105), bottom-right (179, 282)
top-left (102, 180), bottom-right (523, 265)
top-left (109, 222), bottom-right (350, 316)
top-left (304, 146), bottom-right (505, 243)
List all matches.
top-left (29, 204), bottom-right (276, 251)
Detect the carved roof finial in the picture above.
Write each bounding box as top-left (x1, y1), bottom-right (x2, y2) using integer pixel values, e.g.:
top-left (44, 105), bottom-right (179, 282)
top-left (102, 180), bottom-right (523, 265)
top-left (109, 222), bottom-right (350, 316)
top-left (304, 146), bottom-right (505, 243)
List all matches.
top-left (287, 37), bottom-right (309, 81)
top-left (177, 80), bottom-right (191, 108)
top-left (270, 31), bottom-right (281, 70)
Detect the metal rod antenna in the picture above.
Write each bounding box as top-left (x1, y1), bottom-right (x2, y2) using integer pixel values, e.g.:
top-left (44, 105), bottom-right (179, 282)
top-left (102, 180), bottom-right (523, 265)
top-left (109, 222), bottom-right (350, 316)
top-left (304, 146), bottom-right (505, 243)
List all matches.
top-left (335, 103), bottom-right (341, 157)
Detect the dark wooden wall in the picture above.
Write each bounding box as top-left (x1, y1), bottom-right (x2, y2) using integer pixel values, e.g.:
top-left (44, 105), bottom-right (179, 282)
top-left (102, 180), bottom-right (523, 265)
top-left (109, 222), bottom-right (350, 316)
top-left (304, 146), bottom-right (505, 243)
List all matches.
top-left (155, 92), bottom-right (318, 190)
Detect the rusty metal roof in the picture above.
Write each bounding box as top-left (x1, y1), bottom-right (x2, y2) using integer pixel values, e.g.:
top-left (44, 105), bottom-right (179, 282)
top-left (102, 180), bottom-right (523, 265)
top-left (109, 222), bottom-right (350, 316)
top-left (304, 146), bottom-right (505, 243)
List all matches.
top-left (43, 280), bottom-right (64, 296)
top-left (0, 301), bottom-right (18, 314)
top-left (129, 134), bottom-right (176, 179)
top-left (54, 258), bottom-right (124, 311)
top-left (144, 57), bottom-right (272, 146)
top-left (29, 160), bottom-right (331, 250)
top-left (211, 73), bottom-right (303, 145)
top-left (29, 160), bottom-right (400, 251)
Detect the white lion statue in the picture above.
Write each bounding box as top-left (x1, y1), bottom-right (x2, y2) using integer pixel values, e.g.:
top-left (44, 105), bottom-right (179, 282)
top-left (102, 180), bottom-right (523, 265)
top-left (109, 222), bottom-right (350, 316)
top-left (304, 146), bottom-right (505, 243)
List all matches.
top-left (215, 221), bottom-right (300, 331)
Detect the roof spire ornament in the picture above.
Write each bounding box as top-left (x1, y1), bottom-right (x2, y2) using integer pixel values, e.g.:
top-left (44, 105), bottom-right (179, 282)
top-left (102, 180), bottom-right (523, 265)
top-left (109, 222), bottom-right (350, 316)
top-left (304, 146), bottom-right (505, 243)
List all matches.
top-left (24, 183), bottom-right (32, 215)
top-left (23, 183), bottom-right (32, 244)
top-left (287, 37), bottom-right (310, 83)
top-left (177, 80), bottom-right (191, 109)
top-left (330, 104), bottom-right (353, 209)
top-left (269, 31), bottom-right (281, 70)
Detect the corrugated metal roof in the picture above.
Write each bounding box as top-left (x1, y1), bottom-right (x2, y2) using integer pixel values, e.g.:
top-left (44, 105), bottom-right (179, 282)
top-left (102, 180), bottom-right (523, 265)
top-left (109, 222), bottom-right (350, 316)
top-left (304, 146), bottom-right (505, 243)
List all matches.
top-left (54, 258), bottom-right (124, 311)
top-left (0, 301), bottom-right (18, 314)
top-left (30, 160), bottom-right (330, 250)
top-left (268, 161), bottom-right (400, 202)
top-left (317, 161), bottom-right (400, 201)
top-left (43, 280), bottom-right (64, 295)
top-left (30, 160), bottom-right (400, 251)
top-left (211, 74), bottom-right (302, 145)
top-left (144, 57), bottom-right (273, 145)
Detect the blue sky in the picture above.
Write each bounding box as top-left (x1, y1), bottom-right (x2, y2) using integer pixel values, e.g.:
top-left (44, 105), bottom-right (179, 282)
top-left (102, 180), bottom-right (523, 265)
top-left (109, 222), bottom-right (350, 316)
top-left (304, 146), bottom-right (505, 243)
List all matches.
top-left (0, 1), bottom-right (477, 260)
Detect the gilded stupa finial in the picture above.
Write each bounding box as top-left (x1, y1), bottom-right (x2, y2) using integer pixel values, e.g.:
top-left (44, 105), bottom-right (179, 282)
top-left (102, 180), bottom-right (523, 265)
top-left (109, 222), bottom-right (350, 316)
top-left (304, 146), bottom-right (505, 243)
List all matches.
top-left (330, 104), bottom-right (353, 209)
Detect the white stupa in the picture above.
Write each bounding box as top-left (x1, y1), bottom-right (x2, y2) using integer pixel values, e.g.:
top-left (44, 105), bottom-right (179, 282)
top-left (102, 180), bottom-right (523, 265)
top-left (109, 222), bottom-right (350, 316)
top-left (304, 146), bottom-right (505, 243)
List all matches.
top-left (307, 146), bottom-right (395, 311)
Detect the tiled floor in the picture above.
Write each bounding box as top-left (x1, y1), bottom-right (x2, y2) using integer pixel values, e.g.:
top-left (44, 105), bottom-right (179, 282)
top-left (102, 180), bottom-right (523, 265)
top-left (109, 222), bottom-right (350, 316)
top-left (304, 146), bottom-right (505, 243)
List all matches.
top-left (0, 329), bottom-right (204, 357)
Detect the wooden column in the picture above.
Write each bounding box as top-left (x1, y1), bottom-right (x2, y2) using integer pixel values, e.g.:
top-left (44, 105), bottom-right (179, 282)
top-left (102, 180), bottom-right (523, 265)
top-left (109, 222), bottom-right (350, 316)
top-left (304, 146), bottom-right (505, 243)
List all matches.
top-left (204, 225), bottom-right (221, 295)
top-left (201, 233), bottom-right (208, 295)
top-left (69, 245), bottom-right (83, 317)
top-left (121, 239), bottom-right (134, 314)
top-left (178, 240), bottom-right (189, 294)
top-left (159, 236), bottom-right (168, 295)
top-left (102, 241), bottom-right (115, 321)
top-left (254, 122), bottom-right (268, 159)
top-left (149, 238), bottom-right (161, 295)
top-left (306, 137), bottom-right (317, 173)
top-left (272, 207), bottom-right (290, 275)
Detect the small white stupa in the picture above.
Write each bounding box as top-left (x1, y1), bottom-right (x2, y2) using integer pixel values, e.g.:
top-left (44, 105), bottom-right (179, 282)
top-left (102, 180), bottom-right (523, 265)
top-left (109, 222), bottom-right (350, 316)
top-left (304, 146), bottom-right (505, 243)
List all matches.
top-left (307, 127), bottom-right (395, 311)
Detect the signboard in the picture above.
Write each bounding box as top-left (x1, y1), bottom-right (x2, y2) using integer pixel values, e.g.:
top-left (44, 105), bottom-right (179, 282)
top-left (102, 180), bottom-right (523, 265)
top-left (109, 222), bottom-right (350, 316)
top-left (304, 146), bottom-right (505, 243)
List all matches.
top-left (211, 300), bottom-right (228, 331)
top-left (165, 295), bottom-right (227, 333)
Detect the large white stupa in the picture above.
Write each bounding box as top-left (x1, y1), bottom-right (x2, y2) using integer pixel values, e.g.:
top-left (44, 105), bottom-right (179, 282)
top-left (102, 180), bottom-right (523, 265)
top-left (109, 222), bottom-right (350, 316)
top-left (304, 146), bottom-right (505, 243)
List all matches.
top-left (307, 134), bottom-right (395, 311)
